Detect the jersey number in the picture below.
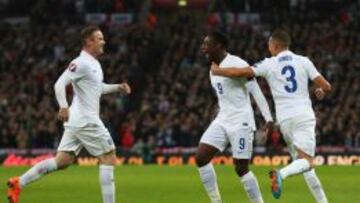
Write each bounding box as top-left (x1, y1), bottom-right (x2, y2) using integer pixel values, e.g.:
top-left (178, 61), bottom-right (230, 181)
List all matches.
top-left (239, 138), bottom-right (245, 150)
top-left (216, 82), bottom-right (223, 94)
top-left (281, 65), bottom-right (297, 93)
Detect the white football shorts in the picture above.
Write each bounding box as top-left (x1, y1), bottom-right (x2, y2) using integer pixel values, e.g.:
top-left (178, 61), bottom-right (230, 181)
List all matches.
top-left (58, 123), bottom-right (115, 156)
top-left (200, 120), bottom-right (254, 159)
top-left (280, 115), bottom-right (316, 158)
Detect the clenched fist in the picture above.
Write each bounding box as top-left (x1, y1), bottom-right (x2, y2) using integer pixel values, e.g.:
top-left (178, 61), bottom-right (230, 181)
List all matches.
top-left (119, 83), bottom-right (131, 95)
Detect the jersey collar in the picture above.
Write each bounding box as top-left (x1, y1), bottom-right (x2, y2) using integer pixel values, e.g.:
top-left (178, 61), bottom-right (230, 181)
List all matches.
top-left (277, 50), bottom-right (293, 57)
top-left (80, 50), bottom-right (97, 61)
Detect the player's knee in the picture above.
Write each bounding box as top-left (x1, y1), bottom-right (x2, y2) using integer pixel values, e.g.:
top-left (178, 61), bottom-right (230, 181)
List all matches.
top-left (55, 154), bottom-right (75, 170)
top-left (57, 163), bottom-right (71, 170)
top-left (98, 151), bottom-right (116, 165)
top-left (234, 163), bottom-right (249, 177)
top-left (195, 152), bottom-right (211, 167)
top-left (297, 152), bottom-right (314, 168)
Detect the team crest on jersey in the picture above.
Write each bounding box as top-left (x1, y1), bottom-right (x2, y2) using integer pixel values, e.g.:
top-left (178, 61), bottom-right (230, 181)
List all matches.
top-left (68, 63), bottom-right (77, 72)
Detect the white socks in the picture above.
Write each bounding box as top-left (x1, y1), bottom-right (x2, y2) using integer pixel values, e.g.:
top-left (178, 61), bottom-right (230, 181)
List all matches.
top-left (279, 158), bottom-right (310, 179)
top-left (198, 163), bottom-right (222, 203)
top-left (240, 171), bottom-right (264, 203)
top-left (19, 158), bottom-right (58, 188)
top-left (304, 169), bottom-right (328, 203)
top-left (18, 159), bottom-right (116, 203)
top-left (99, 165), bottom-right (116, 203)
top-left (198, 163), bottom-right (264, 203)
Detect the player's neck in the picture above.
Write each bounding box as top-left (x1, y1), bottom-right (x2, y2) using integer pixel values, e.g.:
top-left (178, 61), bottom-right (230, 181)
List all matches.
top-left (82, 48), bottom-right (98, 58)
top-left (274, 48), bottom-right (288, 56)
top-left (213, 51), bottom-right (227, 64)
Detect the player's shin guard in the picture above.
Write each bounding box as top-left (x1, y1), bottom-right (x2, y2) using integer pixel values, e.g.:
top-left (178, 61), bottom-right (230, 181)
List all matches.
top-left (99, 165), bottom-right (115, 203)
top-left (240, 171), bottom-right (264, 203)
top-left (279, 158), bottom-right (310, 179)
top-left (304, 169), bottom-right (328, 203)
top-left (198, 163), bottom-right (222, 203)
top-left (19, 158), bottom-right (58, 188)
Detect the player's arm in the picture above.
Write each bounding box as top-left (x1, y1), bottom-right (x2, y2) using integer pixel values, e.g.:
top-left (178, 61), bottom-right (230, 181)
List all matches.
top-left (54, 70), bottom-right (72, 122)
top-left (246, 79), bottom-right (274, 136)
top-left (304, 58), bottom-right (332, 100)
top-left (54, 61), bottom-right (87, 122)
top-left (102, 83), bottom-right (131, 95)
top-left (210, 62), bottom-right (255, 78)
top-left (312, 75), bottom-right (332, 100)
top-left (246, 79), bottom-right (273, 123)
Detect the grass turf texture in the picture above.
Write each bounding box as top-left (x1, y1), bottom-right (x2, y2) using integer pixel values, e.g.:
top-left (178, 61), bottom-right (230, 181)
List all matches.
top-left (1, 165), bottom-right (359, 203)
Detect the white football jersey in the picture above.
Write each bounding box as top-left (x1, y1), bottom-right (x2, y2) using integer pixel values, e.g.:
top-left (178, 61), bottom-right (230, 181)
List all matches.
top-left (252, 50), bottom-right (320, 122)
top-left (210, 53), bottom-right (255, 130)
top-left (61, 51), bottom-right (104, 127)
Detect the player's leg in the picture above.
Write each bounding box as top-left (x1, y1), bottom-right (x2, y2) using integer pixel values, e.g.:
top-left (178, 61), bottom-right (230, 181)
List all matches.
top-left (98, 150), bottom-right (117, 203)
top-left (278, 117), bottom-right (315, 179)
top-left (278, 147), bottom-right (312, 179)
top-left (303, 168), bottom-right (329, 203)
top-left (19, 151), bottom-right (75, 187)
top-left (271, 117), bottom-right (324, 200)
top-left (7, 152), bottom-right (75, 203)
top-left (231, 128), bottom-right (263, 203)
top-left (196, 122), bottom-right (227, 203)
top-left (77, 124), bottom-right (116, 203)
top-left (277, 147), bottom-right (328, 203)
top-left (270, 118), bottom-right (311, 199)
top-left (7, 127), bottom-right (79, 203)
top-left (196, 143), bottom-right (221, 203)
top-left (292, 119), bottom-right (328, 203)
top-left (234, 159), bottom-right (264, 203)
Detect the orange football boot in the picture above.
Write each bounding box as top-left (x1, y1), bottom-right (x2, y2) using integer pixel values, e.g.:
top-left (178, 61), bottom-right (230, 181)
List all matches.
top-left (7, 177), bottom-right (21, 203)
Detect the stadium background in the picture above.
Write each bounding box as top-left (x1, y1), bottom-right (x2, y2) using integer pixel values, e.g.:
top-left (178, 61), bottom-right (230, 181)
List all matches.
top-left (0, 0), bottom-right (360, 202)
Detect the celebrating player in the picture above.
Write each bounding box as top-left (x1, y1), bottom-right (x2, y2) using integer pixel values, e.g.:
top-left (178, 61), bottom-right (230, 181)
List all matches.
top-left (7, 26), bottom-right (131, 203)
top-left (211, 29), bottom-right (330, 203)
top-left (196, 31), bottom-right (274, 203)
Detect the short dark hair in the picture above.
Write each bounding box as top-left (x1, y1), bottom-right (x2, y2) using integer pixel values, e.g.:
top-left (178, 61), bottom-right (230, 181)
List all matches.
top-left (271, 29), bottom-right (291, 47)
top-left (80, 25), bottom-right (100, 45)
top-left (208, 30), bottom-right (229, 49)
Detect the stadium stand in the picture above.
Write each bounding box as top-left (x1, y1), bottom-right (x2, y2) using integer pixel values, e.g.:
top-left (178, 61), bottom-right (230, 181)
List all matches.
top-left (0, 0), bottom-right (359, 158)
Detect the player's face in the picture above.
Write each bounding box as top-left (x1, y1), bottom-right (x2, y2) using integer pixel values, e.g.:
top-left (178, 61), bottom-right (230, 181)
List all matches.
top-left (201, 36), bottom-right (219, 60)
top-left (89, 30), bottom-right (106, 56)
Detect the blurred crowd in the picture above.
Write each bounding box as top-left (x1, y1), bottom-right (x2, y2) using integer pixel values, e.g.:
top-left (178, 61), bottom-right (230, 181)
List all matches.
top-left (0, 0), bottom-right (359, 156)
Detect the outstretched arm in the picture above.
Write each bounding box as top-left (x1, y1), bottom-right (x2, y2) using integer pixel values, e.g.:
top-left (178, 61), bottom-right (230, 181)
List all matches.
top-left (210, 62), bottom-right (255, 78)
top-left (102, 83), bottom-right (131, 95)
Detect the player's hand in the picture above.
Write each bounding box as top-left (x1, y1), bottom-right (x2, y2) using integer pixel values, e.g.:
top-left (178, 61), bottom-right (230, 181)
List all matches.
top-left (119, 83), bottom-right (131, 95)
top-left (58, 108), bottom-right (69, 122)
top-left (314, 88), bottom-right (325, 100)
top-left (263, 121), bottom-right (275, 138)
top-left (210, 62), bottom-right (220, 75)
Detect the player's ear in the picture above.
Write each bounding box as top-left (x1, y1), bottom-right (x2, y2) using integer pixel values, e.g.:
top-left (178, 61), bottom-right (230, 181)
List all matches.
top-left (215, 42), bottom-right (222, 50)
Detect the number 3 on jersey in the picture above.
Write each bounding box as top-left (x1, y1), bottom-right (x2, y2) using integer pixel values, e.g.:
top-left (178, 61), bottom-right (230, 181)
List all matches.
top-left (281, 65), bottom-right (297, 93)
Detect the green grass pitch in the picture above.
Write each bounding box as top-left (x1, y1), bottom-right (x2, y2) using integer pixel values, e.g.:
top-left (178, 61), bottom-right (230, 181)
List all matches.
top-left (1, 165), bottom-right (359, 203)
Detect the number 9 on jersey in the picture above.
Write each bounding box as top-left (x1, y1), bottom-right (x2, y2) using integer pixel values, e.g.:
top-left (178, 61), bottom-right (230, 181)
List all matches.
top-left (231, 128), bottom-right (253, 159)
